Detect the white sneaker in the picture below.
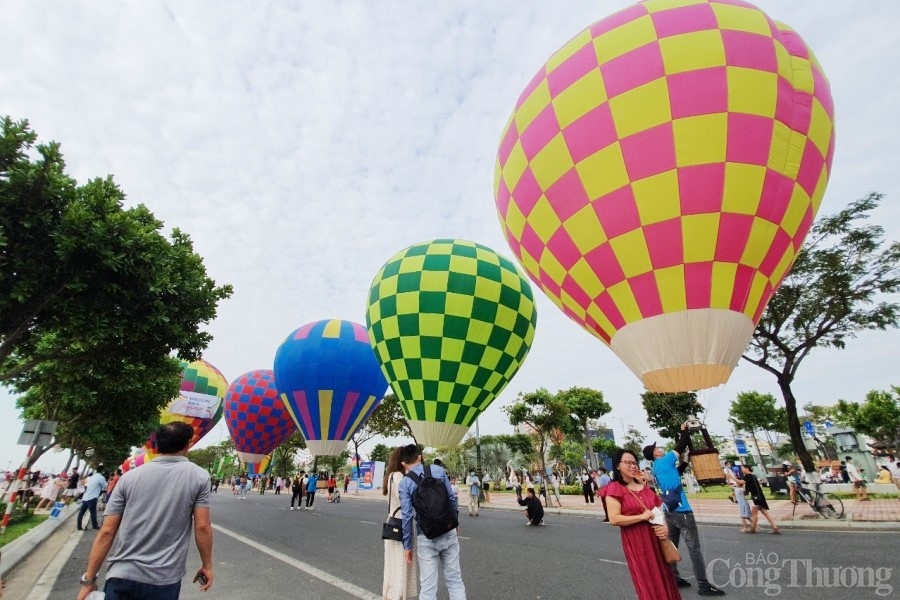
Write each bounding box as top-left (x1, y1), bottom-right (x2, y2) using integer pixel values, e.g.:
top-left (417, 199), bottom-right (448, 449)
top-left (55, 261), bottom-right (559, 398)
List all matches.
top-left (290, 507), bottom-right (294, 511)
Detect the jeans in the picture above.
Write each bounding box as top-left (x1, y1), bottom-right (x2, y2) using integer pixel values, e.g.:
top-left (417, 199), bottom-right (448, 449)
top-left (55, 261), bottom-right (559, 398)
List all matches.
top-left (77, 497), bottom-right (99, 529)
top-left (104, 577), bottom-right (181, 600)
top-left (416, 531), bottom-right (466, 600)
top-left (306, 491), bottom-right (316, 507)
top-left (665, 511), bottom-right (710, 585)
top-left (291, 489), bottom-right (302, 507)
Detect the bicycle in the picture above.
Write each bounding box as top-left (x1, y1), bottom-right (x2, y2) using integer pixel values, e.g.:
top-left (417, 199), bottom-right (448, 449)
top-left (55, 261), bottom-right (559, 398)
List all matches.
top-left (792, 486), bottom-right (844, 519)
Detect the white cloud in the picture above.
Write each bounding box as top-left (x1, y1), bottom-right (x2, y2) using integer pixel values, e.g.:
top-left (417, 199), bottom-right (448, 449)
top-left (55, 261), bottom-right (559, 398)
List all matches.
top-left (2, 1), bottom-right (899, 471)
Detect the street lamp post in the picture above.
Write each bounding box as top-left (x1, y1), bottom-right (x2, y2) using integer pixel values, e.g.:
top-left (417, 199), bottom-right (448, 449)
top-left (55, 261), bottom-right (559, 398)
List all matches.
top-left (475, 419), bottom-right (485, 503)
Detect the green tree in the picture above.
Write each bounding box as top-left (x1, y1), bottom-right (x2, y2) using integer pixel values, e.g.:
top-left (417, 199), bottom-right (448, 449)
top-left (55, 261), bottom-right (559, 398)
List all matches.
top-left (622, 425), bottom-right (645, 459)
top-left (835, 387), bottom-right (900, 450)
top-left (1, 117), bottom-right (232, 465)
top-left (504, 388), bottom-right (570, 481)
top-left (16, 354), bottom-right (182, 467)
top-left (322, 450), bottom-right (352, 476)
top-left (743, 193), bottom-right (900, 473)
top-left (491, 433), bottom-right (537, 464)
top-left (366, 393), bottom-right (415, 442)
top-left (556, 386), bottom-right (611, 470)
top-left (728, 391), bottom-right (788, 467)
top-left (370, 443), bottom-right (391, 464)
top-left (272, 431), bottom-right (307, 477)
top-left (187, 446), bottom-right (220, 473)
top-left (592, 437), bottom-right (618, 466)
top-left (641, 391), bottom-right (705, 440)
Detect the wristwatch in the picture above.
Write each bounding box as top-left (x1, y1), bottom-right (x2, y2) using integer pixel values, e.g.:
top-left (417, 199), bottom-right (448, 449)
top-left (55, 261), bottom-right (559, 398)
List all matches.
top-left (80, 573), bottom-right (97, 586)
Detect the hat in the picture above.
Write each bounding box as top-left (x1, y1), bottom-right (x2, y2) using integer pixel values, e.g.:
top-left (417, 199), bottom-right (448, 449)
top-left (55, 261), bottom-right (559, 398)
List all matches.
top-left (782, 461), bottom-right (791, 466)
top-left (642, 442), bottom-right (657, 462)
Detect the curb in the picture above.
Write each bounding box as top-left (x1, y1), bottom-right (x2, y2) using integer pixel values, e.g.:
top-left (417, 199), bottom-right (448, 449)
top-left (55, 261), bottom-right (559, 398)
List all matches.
top-left (329, 493), bottom-right (900, 531)
top-left (477, 503), bottom-right (900, 531)
top-left (0, 504), bottom-right (78, 578)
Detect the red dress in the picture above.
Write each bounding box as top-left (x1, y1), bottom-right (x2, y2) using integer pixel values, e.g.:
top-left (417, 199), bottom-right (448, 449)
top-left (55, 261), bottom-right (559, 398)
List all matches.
top-left (606, 481), bottom-right (681, 600)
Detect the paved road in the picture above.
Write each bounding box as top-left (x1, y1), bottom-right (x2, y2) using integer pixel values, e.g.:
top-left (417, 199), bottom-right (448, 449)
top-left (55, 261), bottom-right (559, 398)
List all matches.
top-left (39, 491), bottom-right (898, 599)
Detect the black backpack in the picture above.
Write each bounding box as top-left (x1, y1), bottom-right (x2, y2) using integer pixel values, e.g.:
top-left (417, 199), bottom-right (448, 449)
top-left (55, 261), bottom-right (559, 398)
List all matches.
top-left (404, 464), bottom-right (459, 539)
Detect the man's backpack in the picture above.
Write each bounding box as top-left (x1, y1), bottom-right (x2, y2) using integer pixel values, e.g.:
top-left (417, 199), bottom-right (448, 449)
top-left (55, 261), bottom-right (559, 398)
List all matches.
top-left (405, 464), bottom-right (459, 539)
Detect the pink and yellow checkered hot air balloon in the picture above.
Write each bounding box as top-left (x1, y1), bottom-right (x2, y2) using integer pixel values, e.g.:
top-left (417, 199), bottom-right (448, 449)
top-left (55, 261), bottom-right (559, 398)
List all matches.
top-left (494, 0), bottom-right (835, 392)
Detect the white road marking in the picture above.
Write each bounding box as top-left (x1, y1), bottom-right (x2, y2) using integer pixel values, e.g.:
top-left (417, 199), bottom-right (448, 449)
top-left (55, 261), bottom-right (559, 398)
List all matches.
top-left (27, 529), bottom-right (82, 600)
top-left (597, 558), bottom-right (627, 566)
top-left (213, 524), bottom-right (380, 600)
top-left (359, 520), bottom-right (379, 525)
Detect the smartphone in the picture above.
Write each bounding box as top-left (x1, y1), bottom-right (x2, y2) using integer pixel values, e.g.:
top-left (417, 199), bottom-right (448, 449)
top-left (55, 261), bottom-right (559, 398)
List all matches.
top-left (197, 574), bottom-right (208, 586)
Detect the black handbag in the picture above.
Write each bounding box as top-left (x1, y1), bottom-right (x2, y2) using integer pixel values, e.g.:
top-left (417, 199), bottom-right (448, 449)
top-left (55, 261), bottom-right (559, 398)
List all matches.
top-left (382, 507), bottom-right (403, 542)
top-left (381, 476), bottom-right (404, 542)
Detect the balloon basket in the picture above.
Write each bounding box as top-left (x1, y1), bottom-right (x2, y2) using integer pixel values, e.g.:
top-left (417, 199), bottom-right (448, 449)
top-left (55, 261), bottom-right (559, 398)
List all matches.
top-left (689, 450), bottom-right (726, 486)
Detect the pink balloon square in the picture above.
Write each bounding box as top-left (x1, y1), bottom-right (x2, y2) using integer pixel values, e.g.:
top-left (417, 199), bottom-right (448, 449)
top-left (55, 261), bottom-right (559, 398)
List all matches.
top-left (685, 262), bottom-right (713, 309)
top-left (621, 122), bottom-right (676, 180)
top-left (562, 103), bottom-right (618, 163)
top-left (548, 42), bottom-right (600, 98)
top-left (589, 3), bottom-right (648, 39)
top-left (651, 2), bottom-right (718, 38)
top-left (629, 271), bottom-right (664, 318)
top-left (715, 213), bottom-right (754, 263)
top-left (678, 164), bottom-right (725, 215)
top-left (586, 243), bottom-right (627, 287)
top-left (545, 168), bottom-right (591, 222)
top-left (796, 139), bottom-right (826, 197)
top-left (726, 113), bottom-right (773, 166)
top-left (599, 41), bottom-right (665, 99)
top-left (593, 185), bottom-right (642, 238)
top-left (668, 67), bottom-right (728, 120)
top-left (722, 30), bottom-right (778, 72)
top-left (644, 218), bottom-right (684, 270)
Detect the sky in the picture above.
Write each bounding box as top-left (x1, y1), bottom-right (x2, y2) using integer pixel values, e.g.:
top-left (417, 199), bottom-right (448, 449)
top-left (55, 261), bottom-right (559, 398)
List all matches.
top-left (2, 1), bottom-right (899, 473)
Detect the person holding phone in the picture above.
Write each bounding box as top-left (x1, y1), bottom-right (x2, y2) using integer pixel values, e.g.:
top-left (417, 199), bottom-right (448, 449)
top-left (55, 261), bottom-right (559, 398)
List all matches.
top-left (76, 422), bottom-right (213, 599)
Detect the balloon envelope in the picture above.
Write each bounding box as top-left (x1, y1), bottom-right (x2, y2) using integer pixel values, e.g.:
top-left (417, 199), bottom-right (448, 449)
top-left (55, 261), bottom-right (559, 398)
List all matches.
top-left (246, 454), bottom-right (273, 478)
top-left (145, 359), bottom-right (228, 460)
top-left (494, 0), bottom-right (834, 392)
top-left (225, 369), bottom-right (296, 464)
top-left (273, 319), bottom-right (388, 456)
top-left (366, 239), bottom-right (537, 447)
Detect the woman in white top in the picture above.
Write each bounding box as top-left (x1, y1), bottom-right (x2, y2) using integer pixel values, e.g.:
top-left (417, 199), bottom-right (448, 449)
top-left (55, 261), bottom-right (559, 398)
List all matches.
top-left (382, 447), bottom-right (417, 600)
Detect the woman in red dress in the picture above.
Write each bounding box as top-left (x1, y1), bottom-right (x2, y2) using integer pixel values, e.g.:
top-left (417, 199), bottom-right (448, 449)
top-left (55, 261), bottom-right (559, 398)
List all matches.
top-left (605, 448), bottom-right (681, 600)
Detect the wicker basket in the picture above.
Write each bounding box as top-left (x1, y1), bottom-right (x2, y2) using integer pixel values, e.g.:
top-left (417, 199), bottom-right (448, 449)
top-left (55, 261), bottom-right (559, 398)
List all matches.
top-left (689, 449), bottom-right (726, 485)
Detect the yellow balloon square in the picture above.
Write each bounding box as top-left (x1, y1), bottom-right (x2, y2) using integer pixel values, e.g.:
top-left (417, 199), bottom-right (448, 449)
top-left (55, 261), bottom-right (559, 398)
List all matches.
top-left (538, 249), bottom-right (567, 285)
top-left (673, 114), bottom-right (727, 167)
top-left (501, 140), bottom-right (529, 193)
top-left (710, 262), bottom-right (738, 309)
top-left (593, 14), bottom-right (658, 65)
top-left (654, 265), bottom-right (687, 313)
top-left (807, 98), bottom-right (832, 157)
top-left (740, 217), bottom-right (778, 269)
top-left (445, 292), bottom-right (475, 318)
top-left (563, 204), bottom-right (608, 254)
top-left (726, 67), bottom-right (777, 117)
top-left (575, 142), bottom-right (629, 199)
top-left (528, 196), bottom-right (564, 243)
top-left (552, 69), bottom-right (608, 129)
top-left (609, 77), bottom-right (671, 139)
top-left (514, 79), bottom-right (552, 133)
top-left (569, 256), bottom-right (605, 300)
top-left (711, 3), bottom-right (772, 36)
top-left (723, 164), bottom-right (765, 215)
top-left (633, 170), bottom-right (680, 225)
top-left (396, 291), bottom-right (420, 315)
top-left (609, 229), bottom-right (653, 278)
top-left (682, 214), bottom-right (720, 262)
top-left (606, 280), bottom-right (641, 324)
top-left (660, 30), bottom-right (726, 75)
top-left (530, 133), bottom-right (575, 191)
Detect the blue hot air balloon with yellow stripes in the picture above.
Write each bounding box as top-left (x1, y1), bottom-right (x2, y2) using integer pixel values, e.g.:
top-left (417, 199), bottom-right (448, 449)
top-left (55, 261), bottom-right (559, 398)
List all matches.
top-left (273, 319), bottom-right (389, 456)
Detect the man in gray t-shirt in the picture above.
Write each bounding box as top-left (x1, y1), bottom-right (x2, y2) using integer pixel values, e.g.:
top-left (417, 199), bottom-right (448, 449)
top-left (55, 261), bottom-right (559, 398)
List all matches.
top-left (77, 422), bottom-right (213, 600)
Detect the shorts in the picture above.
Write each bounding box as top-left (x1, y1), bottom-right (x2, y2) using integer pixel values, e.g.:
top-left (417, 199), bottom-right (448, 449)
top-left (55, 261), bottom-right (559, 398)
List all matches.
top-left (483, 483), bottom-right (490, 491)
top-left (853, 480), bottom-right (867, 489)
top-left (328, 487), bottom-right (335, 494)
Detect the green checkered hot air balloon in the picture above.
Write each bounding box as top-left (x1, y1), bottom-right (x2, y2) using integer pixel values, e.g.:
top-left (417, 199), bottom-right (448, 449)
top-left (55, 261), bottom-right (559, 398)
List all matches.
top-left (366, 239), bottom-right (537, 447)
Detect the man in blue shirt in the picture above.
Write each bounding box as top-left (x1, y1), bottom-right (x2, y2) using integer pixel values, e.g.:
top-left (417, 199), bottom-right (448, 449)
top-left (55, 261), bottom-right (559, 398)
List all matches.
top-left (398, 444), bottom-right (466, 600)
top-left (77, 468), bottom-right (107, 531)
top-left (305, 472), bottom-right (319, 510)
top-left (645, 425), bottom-right (724, 597)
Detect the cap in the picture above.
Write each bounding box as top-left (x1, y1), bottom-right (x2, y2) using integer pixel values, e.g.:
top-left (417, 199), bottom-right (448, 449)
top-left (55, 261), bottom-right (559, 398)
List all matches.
top-left (782, 461), bottom-right (791, 466)
top-left (642, 442), bottom-right (657, 462)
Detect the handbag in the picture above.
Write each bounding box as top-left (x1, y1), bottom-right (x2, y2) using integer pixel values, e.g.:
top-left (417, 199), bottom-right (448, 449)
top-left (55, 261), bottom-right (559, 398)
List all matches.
top-left (627, 486), bottom-right (682, 564)
top-left (381, 475), bottom-right (404, 542)
top-left (659, 488), bottom-right (682, 511)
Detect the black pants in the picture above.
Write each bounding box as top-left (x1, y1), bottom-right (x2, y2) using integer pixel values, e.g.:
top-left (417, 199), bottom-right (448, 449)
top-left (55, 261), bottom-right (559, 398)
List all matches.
top-left (583, 484), bottom-right (595, 503)
top-left (306, 491), bottom-right (316, 507)
top-left (291, 489), bottom-right (302, 507)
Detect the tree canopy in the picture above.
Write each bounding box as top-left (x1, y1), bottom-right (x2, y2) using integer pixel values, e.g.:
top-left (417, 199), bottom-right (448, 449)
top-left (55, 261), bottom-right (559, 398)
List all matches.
top-left (556, 386), bottom-right (611, 470)
top-left (641, 391), bottom-right (704, 440)
top-left (836, 387), bottom-right (900, 450)
top-left (742, 193), bottom-right (900, 471)
top-left (1, 116), bottom-right (233, 466)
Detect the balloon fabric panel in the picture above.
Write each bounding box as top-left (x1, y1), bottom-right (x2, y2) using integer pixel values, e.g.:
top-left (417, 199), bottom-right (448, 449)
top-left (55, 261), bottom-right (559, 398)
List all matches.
top-left (494, 0), bottom-right (833, 391)
top-left (366, 239), bottom-right (537, 430)
top-left (225, 369), bottom-right (296, 461)
top-left (273, 320), bottom-right (388, 446)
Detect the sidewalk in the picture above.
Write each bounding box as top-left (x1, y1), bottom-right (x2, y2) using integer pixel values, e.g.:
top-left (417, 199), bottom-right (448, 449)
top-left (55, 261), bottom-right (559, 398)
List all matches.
top-left (344, 488), bottom-right (900, 530)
